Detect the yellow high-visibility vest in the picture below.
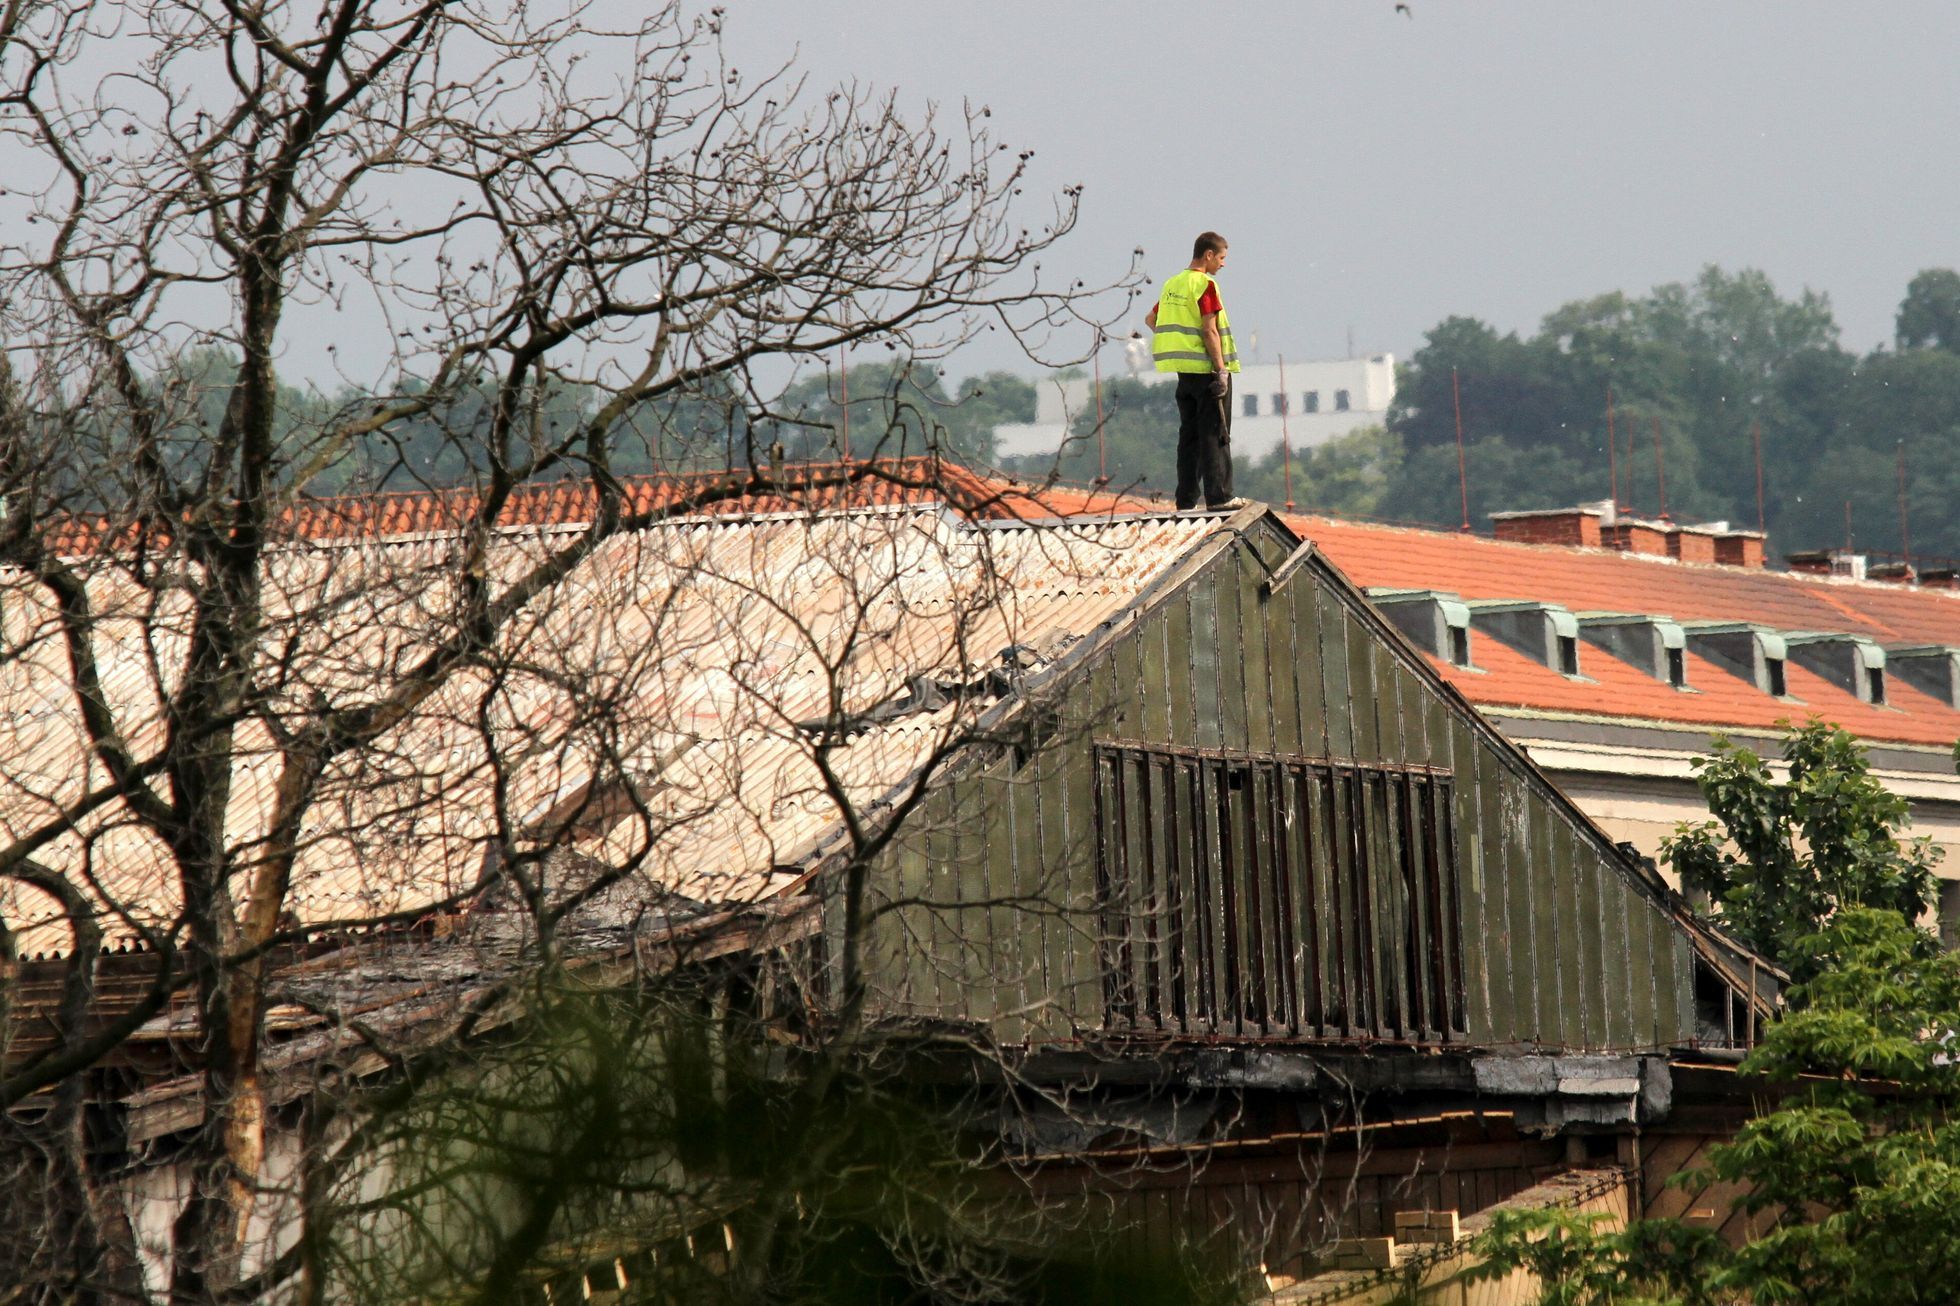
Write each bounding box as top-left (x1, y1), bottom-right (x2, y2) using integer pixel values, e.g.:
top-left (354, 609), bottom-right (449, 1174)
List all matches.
top-left (1151, 268), bottom-right (1240, 374)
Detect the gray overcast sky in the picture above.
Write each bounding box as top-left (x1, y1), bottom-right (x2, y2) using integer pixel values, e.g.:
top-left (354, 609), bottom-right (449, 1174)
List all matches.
top-left (719, 1), bottom-right (1960, 377)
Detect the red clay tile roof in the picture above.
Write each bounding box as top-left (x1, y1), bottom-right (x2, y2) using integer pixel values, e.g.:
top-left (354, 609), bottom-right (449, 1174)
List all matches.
top-left (275, 460), bottom-right (1161, 540)
top-left (1290, 513), bottom-right (1960, 748)
top-left (55, 457), bottom-right (1953, 749)
top-left (38, 459), bottom-right (1161, 557)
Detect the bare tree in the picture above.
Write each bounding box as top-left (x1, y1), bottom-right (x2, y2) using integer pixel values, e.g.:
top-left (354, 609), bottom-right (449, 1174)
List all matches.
top-left (0, 0), bottom-right (1135, 1295)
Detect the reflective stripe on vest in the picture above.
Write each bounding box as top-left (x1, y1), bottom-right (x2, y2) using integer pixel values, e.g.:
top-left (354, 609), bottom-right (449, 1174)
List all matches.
top-left (1151, 268), bottom-right (1240, 373)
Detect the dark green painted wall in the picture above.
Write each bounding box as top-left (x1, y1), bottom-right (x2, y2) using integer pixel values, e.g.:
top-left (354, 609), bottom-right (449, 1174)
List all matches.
top-left (847, 518), bottom-right (1696, 1052)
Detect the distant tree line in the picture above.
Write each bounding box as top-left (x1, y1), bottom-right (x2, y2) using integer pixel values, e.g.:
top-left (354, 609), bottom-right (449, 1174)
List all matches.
top-left (1007, 266), bottom-right (1960, 560)
top-left (86, 352), bottom-right (1034, 507)
top-left (106, 265), bottom-right (1960, 557)
top-left (1383, 265), bottom-right (1960, 560)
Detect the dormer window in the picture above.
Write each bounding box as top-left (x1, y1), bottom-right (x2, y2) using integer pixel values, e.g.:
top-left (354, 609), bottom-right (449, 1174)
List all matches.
top-left (1557, 634), bottom-right (1580, 676)
top-left (1449, 625), bottom-right (1471, 668)
top-left (1366, 588), bottom-right (1473, 671)
top-left (1666, 646), bottom-right (1686, 689)
top-left (1868, 665), bottom-right (1886, 705)
top-left (1766, 657), bottom-right (1787, 698)
top-left (1885, 646), bottom-right (1960, 710)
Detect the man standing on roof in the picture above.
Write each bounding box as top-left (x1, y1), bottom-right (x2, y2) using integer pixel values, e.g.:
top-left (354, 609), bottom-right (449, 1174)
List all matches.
top-left (1144, 231), bottom-right (1245, 511)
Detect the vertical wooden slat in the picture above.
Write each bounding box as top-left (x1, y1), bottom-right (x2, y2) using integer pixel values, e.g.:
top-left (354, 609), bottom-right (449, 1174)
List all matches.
top-left (1193, 758), bottom-right (1220, 1026)
top-left (1239, 762), bottom-right (1272, 1030)
top-left (1523, 782), bottom-right (1559, 1048)
top-left (1270, 568), bottom-right (1304, 755)
top-left (1242, 554), bottom-right (1274, 757)
top-left (1370, 641), bottom-right (1405, 763)
top-left (1403, 773), bottom-right (1436, 1040)
top-left (1436, 780), bottom-right (1469, 1036)
top-left (1549, 817), bottom-right (1585, 1051)
top-left (1214, 758), bottom-right (1245, 1034)
top-left (1318, 589), bottom-right (1353, 758)
top-left (1266, 762), bottom-right (1301, 1033)
top-left (1318, 767), bottom-right (1351, 1034)
top-left (1345, 611), bottom-right (1381, 761)
top-left (1378, 774), bottom-right (1414, 1037)
top-left (1141, 595), bottom-right (1173, 744)
top-left (1589, 851), bottom-right (1621, 1050)
top-left (1165, 756), bottom-right (1191, 1032)
top-left (1569, 838), bottom-right (1608, 1051)
top-left (1031, 738), bottom-right (1073, 1042)
top-left (1495, 768), bottom-right (1540, 1043)
top-left (1289, 768), bottom-right (1322, 1032)
top-left (1293, 578), bottom-right (1329, 757)
top-left (1191, 571), bottom-right (1223, 751)
top-left (1091, 750), bottom-right (1125, 1028)
top-left (1345, 769), bottom-right (1380, 1034)
top-left (1477, 748), bottom-right (1517, 1043)
top-left (1166, 586), bottom-right (1197, 749)
top-left (1137, 754), bottom-right (1166, 1028)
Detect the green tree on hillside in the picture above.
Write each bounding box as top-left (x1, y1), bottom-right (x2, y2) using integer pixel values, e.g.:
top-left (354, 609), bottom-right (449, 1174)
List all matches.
top-left (1897, 268), bottom-right (1960, 352)
top-left (1374, 266), bottom-right (1960, 561)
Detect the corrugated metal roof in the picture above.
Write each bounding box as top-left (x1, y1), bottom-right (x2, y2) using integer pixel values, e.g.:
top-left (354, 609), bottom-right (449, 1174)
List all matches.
top-left (0, 505), bottom-right (1218, 958)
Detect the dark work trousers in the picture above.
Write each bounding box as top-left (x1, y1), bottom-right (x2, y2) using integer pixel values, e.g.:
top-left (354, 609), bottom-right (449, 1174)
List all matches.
top-left (1173, 372), bottom-right (1234, 509)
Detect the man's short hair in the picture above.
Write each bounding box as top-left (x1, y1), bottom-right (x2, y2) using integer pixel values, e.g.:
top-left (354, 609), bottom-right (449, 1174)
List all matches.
top-left (1193, 231), bottom-right (1228, 260)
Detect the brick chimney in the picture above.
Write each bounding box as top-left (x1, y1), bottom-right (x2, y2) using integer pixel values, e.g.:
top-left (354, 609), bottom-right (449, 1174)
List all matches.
top-left (1602, 517), bottom-right (1670, 556)
top-left (1489, 503), bottom-right (1607, 549)
top-left (1489, 502), bottom-right (1776, 569)
top-left (1713, 531), bottom-right (1766, 568)
top-left (1667, 524), bottom-right (1721, 565)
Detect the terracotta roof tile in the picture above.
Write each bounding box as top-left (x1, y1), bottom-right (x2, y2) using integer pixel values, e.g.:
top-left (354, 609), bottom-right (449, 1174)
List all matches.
top-left (1295, 513), bottom-right (1960, 748)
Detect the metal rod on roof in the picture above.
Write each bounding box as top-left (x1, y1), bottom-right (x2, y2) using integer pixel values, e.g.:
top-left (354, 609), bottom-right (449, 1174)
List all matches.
top-left (838, 339), bottom-right (851, 461)
top-left (1093, 334), bottom-right (1108, 486)
top-left (1452, 367), bottom-right (1470, 532)
top-left (1628, 413), bottom-right (1641, 515)
top-left (1650, 415), bottom-right (1669, 521)
top-left (1605, 384), bottom-right (1619, 511)
top-left (1845, 499), bottom-right (1854, 551)
top-left (1898, 439), bottom-right (1912, 573)
top-left (1753, 422), bottom-right (1766, 534)
top-left (1279, 354), bottom-right (1296, 510)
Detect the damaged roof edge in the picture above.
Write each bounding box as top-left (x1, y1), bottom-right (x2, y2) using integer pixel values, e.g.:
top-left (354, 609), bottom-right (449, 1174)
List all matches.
top-left (773, 507), bottom-right (1265, 894)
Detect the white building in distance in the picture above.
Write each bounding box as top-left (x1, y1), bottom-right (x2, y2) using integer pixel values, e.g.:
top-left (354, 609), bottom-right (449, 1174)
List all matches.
top-left (993, 350), bottom-right (1396, 463)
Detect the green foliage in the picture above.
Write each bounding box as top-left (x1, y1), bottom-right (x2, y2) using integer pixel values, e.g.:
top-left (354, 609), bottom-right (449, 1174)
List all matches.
top-left (765, 360), bottom-right (1009, 467)
top-left (84, 351), bottom-right (1011, 501)
top-left (1897, 268), bottom-right (1960, 352)
top-left (1660, 721), bottom-right (1938, 974)
top-left (1690, 908), bottom-right (1960, 1306)
top-left (1235, 424), bottom-right (1402, 517)
top-left (323, 978), bottom-right (1237, 1304)
top-left (1482, 908), bottom-right (1960, 1306)
top-left (1465, 1206), bottom-right (1724, 1306)
top-left (1378, 265), bottom-right (1960, 558)
top-left (997, 374), bottom-right (1177, 496)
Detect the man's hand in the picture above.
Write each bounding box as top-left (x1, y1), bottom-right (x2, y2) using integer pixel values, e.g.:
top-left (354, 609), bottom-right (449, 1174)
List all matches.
top-left (1208, 372), bottom-right (1228, 399)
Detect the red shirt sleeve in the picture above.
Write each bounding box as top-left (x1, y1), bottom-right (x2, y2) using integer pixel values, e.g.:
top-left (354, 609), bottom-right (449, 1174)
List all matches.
top-left (1197, 281), bottom-right (1222, 317)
